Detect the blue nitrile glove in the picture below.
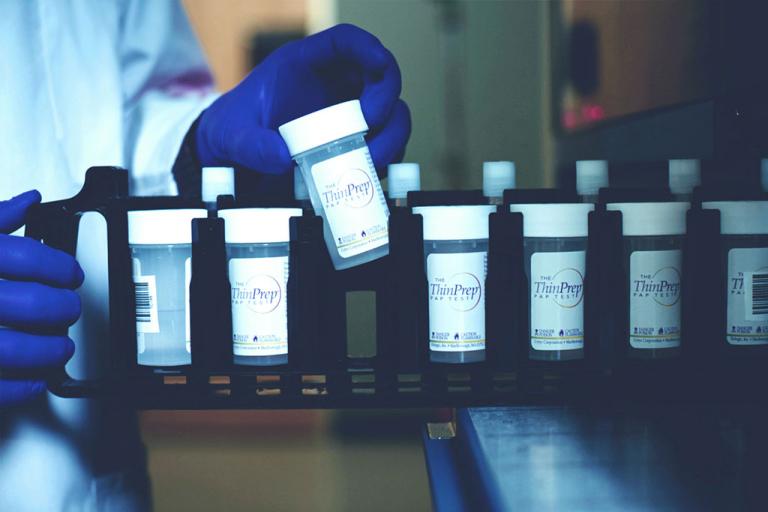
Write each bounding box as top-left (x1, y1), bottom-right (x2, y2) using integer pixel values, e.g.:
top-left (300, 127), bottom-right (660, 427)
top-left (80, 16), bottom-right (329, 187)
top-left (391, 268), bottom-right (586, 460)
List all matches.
top-left (196, 23), bottom-right (411, 176)
top-left (0, 191), bottom-right (83, 408)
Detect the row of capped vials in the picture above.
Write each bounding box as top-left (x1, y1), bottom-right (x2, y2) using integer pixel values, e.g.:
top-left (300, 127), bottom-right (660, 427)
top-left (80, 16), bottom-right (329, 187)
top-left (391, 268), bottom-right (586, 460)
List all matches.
top-left (128, 100), bottom-right (767, 367)
top-left (128, 181), bottom-right (768, 367)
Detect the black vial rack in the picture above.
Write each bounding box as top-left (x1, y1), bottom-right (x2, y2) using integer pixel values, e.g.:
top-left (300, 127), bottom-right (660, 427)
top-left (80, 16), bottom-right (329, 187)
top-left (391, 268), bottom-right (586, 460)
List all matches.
top-left (18, 167), bottom-right (768, 409)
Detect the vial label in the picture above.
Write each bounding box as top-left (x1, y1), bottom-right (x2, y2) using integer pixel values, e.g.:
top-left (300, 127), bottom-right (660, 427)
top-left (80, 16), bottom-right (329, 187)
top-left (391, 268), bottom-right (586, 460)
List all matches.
top-left (427, 252), bottom-right (486, 352)
top-left (229, 256), bottom-right (289, 357)
top-left (530, 251), bottom-right (585, 351)
top-left (727, 248), bottom-right (768, 345)
top-left (629, 250), bottom-right (682, 349)
top-left (185, 257), bottom-right (191, 353)
top-left (311, 147), bottom-right (389, 258)
top-left (132, 258), bottom-right (159, 334)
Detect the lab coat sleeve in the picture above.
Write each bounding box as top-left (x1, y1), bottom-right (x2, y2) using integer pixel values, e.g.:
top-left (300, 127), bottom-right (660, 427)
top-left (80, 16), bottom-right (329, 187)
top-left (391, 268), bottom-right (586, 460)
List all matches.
top-left (119, 0), bottom-right (219, 196)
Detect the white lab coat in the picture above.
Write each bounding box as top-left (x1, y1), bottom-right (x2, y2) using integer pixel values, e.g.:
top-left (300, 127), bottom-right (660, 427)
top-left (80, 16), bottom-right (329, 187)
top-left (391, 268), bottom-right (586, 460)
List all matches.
top-left (0, 1), bottom-right (217, 510)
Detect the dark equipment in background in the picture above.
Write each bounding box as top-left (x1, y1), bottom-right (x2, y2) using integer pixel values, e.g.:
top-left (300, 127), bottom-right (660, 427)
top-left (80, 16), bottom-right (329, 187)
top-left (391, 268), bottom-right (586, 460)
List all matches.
top-left (553, 0), bottom-right (768, 190)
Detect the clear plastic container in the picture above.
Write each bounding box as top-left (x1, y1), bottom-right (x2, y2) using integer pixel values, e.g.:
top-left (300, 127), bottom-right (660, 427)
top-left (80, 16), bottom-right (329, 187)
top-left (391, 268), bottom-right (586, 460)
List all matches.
top-left (668, 159), bottom-right (700, 202)
top-left (510, 203), bottom-right (594, 361)
top-left (701, 201), bottom-right (768, 346)
top-left (279, 100), bottom-right (390, 270)
top-left (483, 161), bottom-right (516, 205)
top-left (128, 209), bottom-right (207, 366)
top-left (413, 205), bottom-right (495, 364)
top-left (219, 208), bottom-right (302, 366)
top-left (387, 162), bottom-right (421, 207)
top-left (202, 166), bottom-right (235, 209)
top-left (576, 160), bottom-right (608, 203)
top-left (606, 202), bottom-right (689, 359)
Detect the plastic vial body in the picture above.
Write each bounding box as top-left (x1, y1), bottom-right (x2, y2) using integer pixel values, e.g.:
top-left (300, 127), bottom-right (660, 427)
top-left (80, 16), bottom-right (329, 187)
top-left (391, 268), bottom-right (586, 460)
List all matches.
top-left (226, 243), bottom-right (290, 366)
top-left (131, 244), bottom-right (192, 366)
top-left (668, 159), bottom-right (700, 202)
top-left (717, 235), bottom-right (768, 346)
top-left (523, 237), bottom-right (588, 361)
top-left (423, 239), bottom-right (488, 364)
top-left (483, 161), bottom-right (516, 205)
top-left (387, 162), bottom-right (421, 208)
top-left (622, 236), bottom-right (684, 359)
top-left (280, 100), bottom-right (390, 270)
top-left (576, 160), bottom-right (608, 203)
top-left (702, 201), bottom-right (768, 347)
top-left (293, 133), bottom-right (389, 269)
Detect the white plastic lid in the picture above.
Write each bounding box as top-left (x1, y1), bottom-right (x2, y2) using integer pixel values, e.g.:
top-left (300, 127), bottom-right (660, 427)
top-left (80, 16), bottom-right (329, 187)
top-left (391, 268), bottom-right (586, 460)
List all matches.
top-left (413, 205), bottom-right (496, 241)
top-left (202, 167), bottom-right (235, 204)
top-left (483, 161), bottom-right (516, 198)
top-left (278, 100), bottom-right (368, 157)
top-left (668, 159), bottom-right (701, 195)
top-left (294, 167), bottom-right (309, 201)
top-left (761, 159), bottom-right (768, 192)
top-left (701, 201), bottom-right (768, 235)
top-left (509, 203), bottom-right (594, 238)
top-left (128, 209), bottom-right (208, 245)
top-left (218, 208), bottom-right (303, 244)
top-left (388, 163), bottom-right (421, 199)
top-left (606, 202), bottom-right (689, 236)
top-left (576, 160), bottom-right (609, 196)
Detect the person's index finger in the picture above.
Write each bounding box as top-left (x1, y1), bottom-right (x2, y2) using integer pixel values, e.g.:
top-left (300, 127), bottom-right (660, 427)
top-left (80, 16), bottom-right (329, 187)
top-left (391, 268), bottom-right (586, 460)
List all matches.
top-left (0, 190), bottom-right (41, 234)
top-left (359, 46), bottom-right (402, 129)
top-left (300, 25), bottom-right (402, 130)
top-left (300, 24), bottom-right (391, 75)
top-left (0, 235), bottom-right (84, 289)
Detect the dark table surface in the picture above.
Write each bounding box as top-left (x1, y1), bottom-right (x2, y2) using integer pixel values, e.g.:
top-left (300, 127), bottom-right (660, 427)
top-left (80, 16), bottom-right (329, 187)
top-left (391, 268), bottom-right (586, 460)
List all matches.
top-left (424, 404), bottom-right (768, 511)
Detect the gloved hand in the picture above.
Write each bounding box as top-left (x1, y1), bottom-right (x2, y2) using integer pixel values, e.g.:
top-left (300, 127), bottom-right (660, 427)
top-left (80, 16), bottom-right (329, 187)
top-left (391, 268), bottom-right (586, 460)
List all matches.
top-left (196, 23), bottom-right (411, 176)
top-left (0, 191), bottom-right (83, 407)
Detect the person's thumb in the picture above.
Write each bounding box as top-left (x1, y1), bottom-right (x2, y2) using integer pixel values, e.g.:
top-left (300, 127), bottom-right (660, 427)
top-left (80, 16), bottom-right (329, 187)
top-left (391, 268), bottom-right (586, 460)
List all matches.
top-left (0, 190), bottom-right (42, 234)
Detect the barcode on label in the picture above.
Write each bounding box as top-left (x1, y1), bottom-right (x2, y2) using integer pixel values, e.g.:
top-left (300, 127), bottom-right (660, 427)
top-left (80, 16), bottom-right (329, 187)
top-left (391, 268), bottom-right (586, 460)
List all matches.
top-left (135, 283), bottom-right (151, 321)
top-left (134, 275), bottom-right (160, 333)
top-left (746, 272), bottom-right (768, 321)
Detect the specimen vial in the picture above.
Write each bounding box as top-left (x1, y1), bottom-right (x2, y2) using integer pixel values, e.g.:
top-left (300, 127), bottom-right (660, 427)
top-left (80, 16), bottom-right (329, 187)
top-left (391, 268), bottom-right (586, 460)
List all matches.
top-left (509, 203), bottom-right (594, 361)
top-left (279, 100), bottom-right (390, 270)
top-left (413, 205), bottom-right (496, 364)
top-left (668, 159), bottom-right (701, 201)
top-left (219, 207), bottom-right (302, 365)
top-left (576, 160), bottom-right (608, 203)
top-left (606, 202), bottom-right (689, 359)
top-left (387, 162), bottom-right (421, 207)
top-left (128, 209), bottom-right (207, 366)
top-left (701, 200), bottom-right (768, 346)
top-left (483, 161), bottom-right (516, 205)
top-left (202, 166), bottom-right (235, 208)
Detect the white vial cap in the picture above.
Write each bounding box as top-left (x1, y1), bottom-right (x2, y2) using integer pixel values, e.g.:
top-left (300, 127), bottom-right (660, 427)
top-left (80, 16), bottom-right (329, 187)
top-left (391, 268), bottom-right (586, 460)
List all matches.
top-left (668, 159), bottom-right (701, 195)
top-left (388, 163), bottom-right (421, 199)
top-left (483, 161), bottom-right (516, 198)
top-left (701, 201), bottom-right (768, 235)
top-left (202, 167), bottom-right (235, 204)
top-left (278, 100), bottom-right (368, 157)
top-left (294, 167), bottom-right (309, 201)
top-left (509, 203), bottom-right (594, 238)
top-left (761, 159), bottom-right (768, 192)
top-left (606, 202), bottom-right (689, 236)
top-left (128, 209), bottom-right (208, 245)
top-left (219, 208), bottom-right (303, 244)
top-left (413, 205), bottom-right (496, 241)
top-left (576, 160), bottom-right (609, 196)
